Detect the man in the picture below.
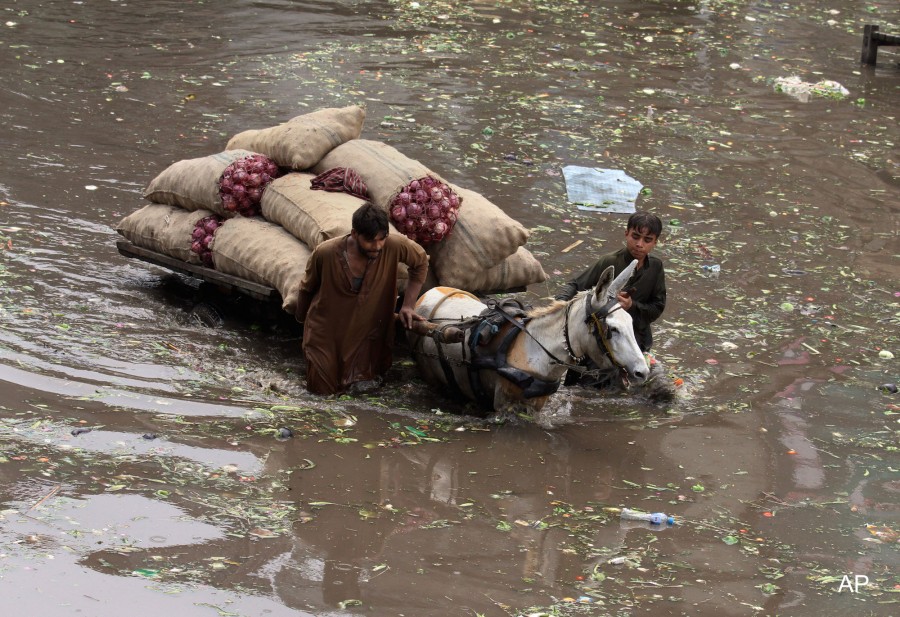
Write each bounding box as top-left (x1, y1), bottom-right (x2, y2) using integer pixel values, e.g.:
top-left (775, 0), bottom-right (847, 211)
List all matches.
top-left (295, 202), bottom-right (428, 395)
top-left (556, 210), bottom-right (666, 353)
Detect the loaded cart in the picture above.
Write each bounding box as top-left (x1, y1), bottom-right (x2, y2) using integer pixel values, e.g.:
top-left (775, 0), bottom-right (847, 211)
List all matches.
top-left (115, 105), bottom-right (549, 326)
top-left (116, 239), bottom-right (279, 304)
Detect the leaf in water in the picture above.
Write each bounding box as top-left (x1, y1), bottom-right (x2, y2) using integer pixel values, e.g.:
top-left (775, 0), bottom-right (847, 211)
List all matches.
top-left (106, 484), bottom-right (126, 492)
top-left (132, 568), bottom-right (159, 578)
top-left (248, 528), bottom-right (278, 538)
top-left (722, 535), bottom-right (739, 545)
top-left (404, 425), bottom-right (428, 438)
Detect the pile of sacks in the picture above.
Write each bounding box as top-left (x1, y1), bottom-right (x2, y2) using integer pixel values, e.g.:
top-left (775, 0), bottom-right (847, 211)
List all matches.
top-left (116, 105), bottom-right (547, 316)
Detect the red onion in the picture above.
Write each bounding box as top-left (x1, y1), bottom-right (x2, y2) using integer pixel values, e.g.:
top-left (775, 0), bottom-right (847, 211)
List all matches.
top-left (406, 202), bottom-right (422, 218)
top-left (218, 154), bottom-right (281, 217)
top-left (387, 175), bottom-right (462, 245)
top-left (391, 205), bottom-right (407, 222)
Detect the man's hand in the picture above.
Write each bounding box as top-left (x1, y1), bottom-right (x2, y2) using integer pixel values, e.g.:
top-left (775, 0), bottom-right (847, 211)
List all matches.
top-left (397, 306), bottom-right (426, 330)
top-left (616, 291), bottom-right (633, 311)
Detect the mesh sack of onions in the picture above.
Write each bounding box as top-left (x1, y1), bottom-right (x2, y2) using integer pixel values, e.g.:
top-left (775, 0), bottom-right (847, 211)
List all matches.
top-left (389, 176), bottom-right (461, 245)
top-left (190, 214), bottom-right (223, 267)
top-left (218, 154), bottom-right (281, 218)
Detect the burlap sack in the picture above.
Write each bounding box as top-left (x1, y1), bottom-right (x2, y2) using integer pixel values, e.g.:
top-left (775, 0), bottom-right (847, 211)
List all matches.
top-left (261, 171), bottom-right (408, 245)
top-left (463, 246), bottom-right (548, 293)
top-left (260, 172), bottom-right (367, 249)
top-left (426, 183), bottom-right (529, 287)
top-left (116, 203), bottom-right (213, 265)
top-left (225, 106), bottom-right (366, 170)
top-left (312, 139), bottom-right (448, 209)
top-left (211, 217), bottom-right (311, 314)
top-left (143, 149), bottom-right (254, 216)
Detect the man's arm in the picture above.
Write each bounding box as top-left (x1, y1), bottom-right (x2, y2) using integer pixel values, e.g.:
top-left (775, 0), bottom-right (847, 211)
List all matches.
top-left (295, 288), bottom-right (314, 324)
top-left (397, 278), bottom-right (425, 329)
top-left (294, 251), bottom-right (322, 324)
top-left (395, 235), bottom-right (429, 329)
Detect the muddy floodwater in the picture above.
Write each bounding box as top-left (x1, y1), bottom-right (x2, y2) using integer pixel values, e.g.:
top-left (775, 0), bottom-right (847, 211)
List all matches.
top-left (1, 1), bottom-right (898, 616)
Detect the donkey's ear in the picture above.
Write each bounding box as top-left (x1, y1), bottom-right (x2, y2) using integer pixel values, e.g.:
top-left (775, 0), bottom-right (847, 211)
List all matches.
top-left (607, 259), bottom-right (638, 299)
top-left (593, 265), bottom-right (616, 301)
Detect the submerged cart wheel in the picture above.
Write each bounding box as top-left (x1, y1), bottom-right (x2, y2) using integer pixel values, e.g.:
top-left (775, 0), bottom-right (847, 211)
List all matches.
top-left (190, 302), bottom-right (225, 328)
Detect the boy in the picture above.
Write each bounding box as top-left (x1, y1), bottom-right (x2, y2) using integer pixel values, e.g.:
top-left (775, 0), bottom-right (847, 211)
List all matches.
top-left (555, 211), bottom-right (666, 353)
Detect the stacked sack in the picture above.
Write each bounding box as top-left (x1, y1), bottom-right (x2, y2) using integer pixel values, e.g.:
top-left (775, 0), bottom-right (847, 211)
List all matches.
top-left (116, 104), bottom-right (547, 317)
top-left (313, 139), bottom-right (546, 292)
top-left (118, 106), bottom-right (366, 314)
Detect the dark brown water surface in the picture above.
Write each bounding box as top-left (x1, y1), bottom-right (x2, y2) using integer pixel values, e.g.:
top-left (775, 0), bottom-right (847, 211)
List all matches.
top-left (1, 1), bottom-right (898, 616)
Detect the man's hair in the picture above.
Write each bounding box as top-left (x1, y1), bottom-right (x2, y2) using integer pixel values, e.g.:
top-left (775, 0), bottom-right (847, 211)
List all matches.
top-left (352, 202), bottom-right (390, 239)
top-left (627, 211), bottom-right (662, 237)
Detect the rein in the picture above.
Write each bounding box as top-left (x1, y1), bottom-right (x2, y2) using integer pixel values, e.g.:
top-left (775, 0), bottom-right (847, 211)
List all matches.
top-left (491, 307), bottom-right (569, 368)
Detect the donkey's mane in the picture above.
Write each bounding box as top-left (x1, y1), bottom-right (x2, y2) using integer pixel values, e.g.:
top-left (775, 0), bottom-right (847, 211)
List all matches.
top-left (526, 298), bottom-right (570, 319)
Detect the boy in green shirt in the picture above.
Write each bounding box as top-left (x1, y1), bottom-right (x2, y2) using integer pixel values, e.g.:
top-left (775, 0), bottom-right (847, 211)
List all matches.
top-left (555, 211), bottom-right (666, 352)
top-left (556, 212), bottom-right (670, 396)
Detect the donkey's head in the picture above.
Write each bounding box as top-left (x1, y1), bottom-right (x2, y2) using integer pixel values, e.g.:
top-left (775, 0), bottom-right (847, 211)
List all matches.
top-left (583, 260), bottom-right (649, 385)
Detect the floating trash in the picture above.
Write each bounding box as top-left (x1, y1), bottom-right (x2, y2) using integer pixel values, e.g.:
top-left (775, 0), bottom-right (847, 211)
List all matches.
top-left (774, 76), bottom-right (849, 102)
top-left (562, 165), bottom-right (643, 213)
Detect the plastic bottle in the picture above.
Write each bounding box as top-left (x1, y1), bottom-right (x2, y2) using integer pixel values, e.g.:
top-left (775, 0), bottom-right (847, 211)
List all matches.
top-left (620, 507), bottom-right (675, 525)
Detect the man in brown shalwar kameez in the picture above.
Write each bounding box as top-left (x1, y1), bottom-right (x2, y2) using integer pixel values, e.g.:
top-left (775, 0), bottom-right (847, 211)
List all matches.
top-left (295, 202), bottom-right (429, 395)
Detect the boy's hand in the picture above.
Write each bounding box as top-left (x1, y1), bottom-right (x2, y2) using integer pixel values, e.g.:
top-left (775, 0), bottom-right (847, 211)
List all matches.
top-left (616, 291), bottom-right (633, 311)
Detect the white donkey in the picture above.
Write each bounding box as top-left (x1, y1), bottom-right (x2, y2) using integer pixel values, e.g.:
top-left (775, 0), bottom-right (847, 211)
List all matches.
top-left (409, 260), bottom-right (648, 416)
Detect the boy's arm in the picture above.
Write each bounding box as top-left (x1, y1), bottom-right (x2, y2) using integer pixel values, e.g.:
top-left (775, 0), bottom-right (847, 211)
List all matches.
top-left (631, 264), bottom-right (666, 323)
top-left (554, 260), bottom-right (605, 301)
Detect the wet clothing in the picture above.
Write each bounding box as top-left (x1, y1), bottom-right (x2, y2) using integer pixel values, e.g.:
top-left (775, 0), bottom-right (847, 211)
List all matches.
top-left (296, 234), bottom-right (428, 395)
top-left (555, 247), bottom-right (666, 351)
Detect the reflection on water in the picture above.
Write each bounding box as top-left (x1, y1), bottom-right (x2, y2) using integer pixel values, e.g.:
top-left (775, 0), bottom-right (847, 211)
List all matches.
top-left (0, 0), bottom-right (898, 615)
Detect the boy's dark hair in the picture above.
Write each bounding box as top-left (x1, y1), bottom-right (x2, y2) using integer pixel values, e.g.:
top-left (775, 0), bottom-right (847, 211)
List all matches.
top-left (352, 202), bottom-right (390, 239)
top-left (627, 211), bottom-right (662, 237)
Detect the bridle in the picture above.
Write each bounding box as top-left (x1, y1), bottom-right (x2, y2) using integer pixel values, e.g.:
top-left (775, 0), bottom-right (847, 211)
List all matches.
top-left (563, 292), bottom-right (626, 370)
